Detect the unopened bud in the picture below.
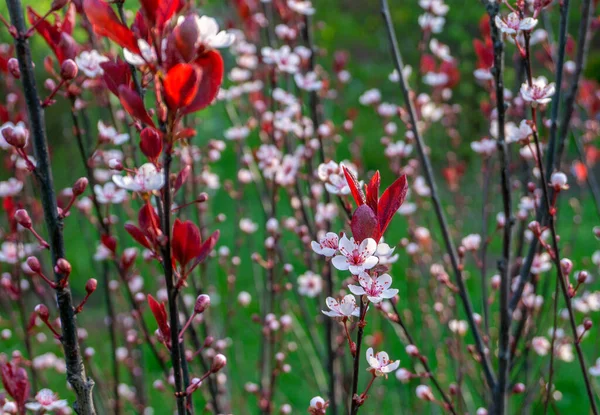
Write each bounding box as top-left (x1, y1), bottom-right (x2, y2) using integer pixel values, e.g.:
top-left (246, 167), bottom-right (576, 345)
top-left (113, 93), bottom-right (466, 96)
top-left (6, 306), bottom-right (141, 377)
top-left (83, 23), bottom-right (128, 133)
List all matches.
top-left (26, 256), bottom-right (41, 273)
top-left (108, 159), bottom-right (123, 170)
top-left (203, 336), bottom-right (214, 348)
top-left (513, 383), bottom-right (525, 394)
top-left (35, 304), bottom-right (49, 321)
top-left (85, 278), bottom-right (98, 294)
top-left (8, 58), bottom-right (20, 78)
top-left (550, 172), bottom-right (568, 191)
top-left (60, 59), bottom-right (78, 80)
top-left (405, 344), bottom-right (419, 357)
top-left (44, 78), bottom-right (57, 91)
top-left (140, 127), bottom-right (162, 160)
top-left (210, 353), bottom-right (227, 372)
top-left (72, 177), bottom-right (88, 196)
top-left (528, 221), bottom-right (541, 236)
top-left (583, 319), bottom-right (593, 331)
top-left (2, 125), bottom-right (28, 148)
top-left (194, 294), bottom-right (211, 314)
top-left (54, 258), bottom-right (72, 277)
top-left (15, 209), bottom-right (32, 228)
top-left (560, 258), bottom-right (573, 275)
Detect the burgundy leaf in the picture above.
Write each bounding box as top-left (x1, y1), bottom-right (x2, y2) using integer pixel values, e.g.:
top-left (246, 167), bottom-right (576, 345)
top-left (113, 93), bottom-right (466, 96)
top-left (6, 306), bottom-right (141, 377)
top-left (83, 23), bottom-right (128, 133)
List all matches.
top-left (377, 175), bottom-right (408, 239)
top-left (351, 204), bottom-right (378, 242)
top-left (118, 85), bottom-right (156, 128)
top-left (163, 63), bottom-right (201, 110)
top-left (147, 294), bottom-right (170, 340)
top-left (342, 165), bottom-right (365, 206)
top-left (365, 171), bottom-right (380, 214)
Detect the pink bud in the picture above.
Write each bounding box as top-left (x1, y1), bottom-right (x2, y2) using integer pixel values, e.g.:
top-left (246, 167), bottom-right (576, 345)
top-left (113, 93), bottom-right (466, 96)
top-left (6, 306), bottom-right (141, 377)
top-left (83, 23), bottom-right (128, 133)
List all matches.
top-left (108, 159), bottom-right (123, 170)
top-left (15, 209), bottom-right (32, 228)
top-left (72, 177), bottom-right (88, 196)
top-left (405, 344), bottom-right (419, 357)
top-left (26, 256), bottom-right (41, 273)
top-left (560, 258), bottom-right (573, 275)
top-left (513, 383), bottom-right (525, 394)
top-left (54, 258), bottom-right (72, 277)
top-left (210, 353), bottom-right (227, 373)
top-left (203, 336), bottom-right (214, 348)
top-left (577, 271), bottom-right (588, 284)
top-left (194, 294), bottom-right (211, 314)
top-left (8, 58), bottom-right (20, 78)
top-left (44, 78), bottom-right (57, 91)
top-left (85, 278), bottom-right (98, 294)
top-left (584, 319), bottom-right (593, 331)
top-left (2, 125), bottom-right (28, 148)
top-left (35, 304), bottom-right (49, 321)
top-left (60, 59), bottom-right (78, 80)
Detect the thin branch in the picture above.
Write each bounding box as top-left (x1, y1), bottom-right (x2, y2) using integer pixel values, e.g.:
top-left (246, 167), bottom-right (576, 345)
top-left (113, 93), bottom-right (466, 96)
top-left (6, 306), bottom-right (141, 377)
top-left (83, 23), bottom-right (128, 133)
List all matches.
top-left (6, 0), bottom-right (96, 413)
top-left (380, 0), bottom-right (496, 390)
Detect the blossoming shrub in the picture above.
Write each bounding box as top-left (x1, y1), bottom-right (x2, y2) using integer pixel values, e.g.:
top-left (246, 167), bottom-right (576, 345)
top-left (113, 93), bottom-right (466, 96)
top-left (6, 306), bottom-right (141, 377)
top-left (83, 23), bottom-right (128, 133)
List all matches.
top-left (0, 0), bottom-right (599, 414)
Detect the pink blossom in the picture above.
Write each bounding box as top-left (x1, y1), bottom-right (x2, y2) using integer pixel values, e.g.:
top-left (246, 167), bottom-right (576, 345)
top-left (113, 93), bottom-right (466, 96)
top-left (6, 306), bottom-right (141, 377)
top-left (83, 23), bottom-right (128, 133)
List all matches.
top-left (366, 347), bottom-right (400, 377)
top-left (322, 295), bottom-right (360, 318)
top-left (348, 272), bottom-right (398, 303)
top-left (25, 389), bottom-right (68, 412)
top-left (311, 232), bottom-right (339, 257)
top-left (332, 235), bottom-right (378, 275)
top-left (520, 76), bottom-right (555, 106)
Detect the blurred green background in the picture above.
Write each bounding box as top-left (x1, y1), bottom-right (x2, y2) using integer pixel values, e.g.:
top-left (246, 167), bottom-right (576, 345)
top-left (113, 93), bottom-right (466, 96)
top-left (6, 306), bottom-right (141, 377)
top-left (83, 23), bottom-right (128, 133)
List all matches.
top-left (1, 0), bottom-right (599, 414)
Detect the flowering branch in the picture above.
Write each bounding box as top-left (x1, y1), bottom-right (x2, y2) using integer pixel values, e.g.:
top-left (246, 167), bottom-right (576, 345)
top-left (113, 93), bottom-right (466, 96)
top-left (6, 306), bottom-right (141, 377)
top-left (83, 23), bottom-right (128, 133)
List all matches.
top-left (5, 0), bottom-right (96, 413)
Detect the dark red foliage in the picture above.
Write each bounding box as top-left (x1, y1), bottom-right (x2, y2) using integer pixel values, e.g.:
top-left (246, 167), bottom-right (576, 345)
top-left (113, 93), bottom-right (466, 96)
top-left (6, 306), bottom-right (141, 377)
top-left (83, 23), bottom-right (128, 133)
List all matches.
top-left (0, 361), bottom-right (29, 414)
top-left (26, 6), bottom-right (77, 62)
top-left (147, 294), bottom-right (170, 341)
top-left (83, 0), bottom-right (139, 52)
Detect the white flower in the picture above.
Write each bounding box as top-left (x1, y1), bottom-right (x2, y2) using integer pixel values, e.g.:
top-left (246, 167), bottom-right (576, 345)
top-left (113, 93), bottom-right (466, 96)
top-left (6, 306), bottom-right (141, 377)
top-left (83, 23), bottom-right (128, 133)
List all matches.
top-left (348, 272), bottom-right (398, 303)
top-left (239, 218), bottom-right (258, 233)
top-left (112, 163), bottom-right (165, 192)
top-left (419, 0), bottom-right (449, 15)
top-left (124, 39), bottom-right (157, 66)
top-left (98, 121), bottom-right (129, 145)
top-left (520, 76), bottom-right (555, 106)
top-left (224, 125), bottom-right (250, 141)
top-left (550, 172), bottom-right (568, 190)
top-left (495, 13), bottom-right (538, 35)
top-left (418, 13), bottom-right (445, 33)
top-left (274, 46), bottom-right (300, 74)
top-left (94, 182), bottom-right (127, 204)
top-left (274, 155), bottom-right (299, 186)
top-left (506, 120), bottom-right (533, 143)
top-left (298, 271), bottom-right (323, 298)
top-left (359, 89), bottom-right (381, 106)
top-left (294, 71), bottom-right (322, 91)
top-left (471, 138), bottom-right (496, 156)
top-left (0, 178), bottom-right (23, 197)
top-left (288, 0), bottom-right (315, 15)
top-left (531, 253), bottom-right (552, 274)
top-left (532, 336), bottom-right (551, 356)
top-left (366, 347), bottom-right (400, 377)
top-left (449, 319), bottom-right (468, 336)
top-left (311, 232), bottom-right (339, 257)
top-left (75, 50), bottom-right (109, 78)
top-left (322, 294), bottom-right (360, 318)
top-left (0, 242), bottom-right (35, 264)
top-left (332, 235), bottom-right (378, 275)
top-left (193, 16), bottom-right (236, 49)
top-left (461, 234), bottom-right (481, 251)
top-left (25, 389), bottom-right (68, 411)
top-left (429, 38), bottom-right (452, 61)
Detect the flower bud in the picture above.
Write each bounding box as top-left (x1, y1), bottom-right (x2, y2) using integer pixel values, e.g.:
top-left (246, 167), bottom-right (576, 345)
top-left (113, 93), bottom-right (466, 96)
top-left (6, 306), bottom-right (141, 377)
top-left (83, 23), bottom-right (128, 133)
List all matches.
top-left (2, 125), bottom-right (28, 148)
top-left (44, 78), bottom-right (57, 91)
top-left (26, 256), bottom-right (41, 273)
top-left (35, 304), bottom-right (50, 321)
top-left (85, 278), bottom-right (98, 294)
top-left (513, 383), bottom-right (526, 394)
top-left (54, 258), bottom-right (72, 277)
top-left (583, 318), bottom-right (593, 331)
top-left (210, 353), bottom-right (227, 373)
top-left (577, 271), bottom-right (588, 284)
top-left (60, 59), bottom-right (78, 80)
top-left (405, 344), bottom-right (419, 357)
top-left (15, 209), bottom-right (32, 228)
top-left (72, 177), bottom-right (88, 196)
top-left (194, 294), bottom-right (211, 314)
top-left (560, 258), bottom-right (573, 275)
top-left (550, 172), bottom-right (568, 190)
top-left (8, 58), bottom-right (20, 79)
top-left (203, 336), bottom-right (214, 348)
top-left (140, 127), bottom-right (162, 161)
top-left (108, 158), bottom-right (123, 170)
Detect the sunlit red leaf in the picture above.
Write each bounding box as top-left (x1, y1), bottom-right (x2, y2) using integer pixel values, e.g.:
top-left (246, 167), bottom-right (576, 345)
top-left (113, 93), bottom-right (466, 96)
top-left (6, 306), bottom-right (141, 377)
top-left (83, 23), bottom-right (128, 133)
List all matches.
top-left (377, 175), bottom-right (408, 238)
top-left (83, 0), bottom-right (139, 52)
top-left (189, 230), bottom-right (220, 270)
top-left (183, 51), bottom-right (224, 114)
top-left (124, 223), bottom-right (152, 250)
top-left (101, 59), bottom-right (131, 97)
top-left (351, 204), bottom-right (378, 242)
top-left (365, 171), bottom-right (380, 214)
top-left (163, 63), bottom-right (201, 110)
top-left (342, 165), bottom-right (365, 206)
top-left (172, 219), bottom-right (202, 268)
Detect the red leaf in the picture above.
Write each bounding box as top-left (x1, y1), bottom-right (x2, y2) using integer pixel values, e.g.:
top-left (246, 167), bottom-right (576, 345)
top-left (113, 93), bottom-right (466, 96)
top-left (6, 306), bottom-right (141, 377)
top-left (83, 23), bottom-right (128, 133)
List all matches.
top-left (138, 203), bottom-right (161, 236)
top-left (100, 59), bottom-right (131, 96)
top-left (124, 223), bottom-right (152, 250)
top-left (189, 230), bottom-right (220, 270)
top-left (172, 219), bottom-right (202, 268)
top-left (365, 171), bottom-right (380, 214)
top-left (342, 165), bottom-right (365, 206)
top-left (147, 294), bottom-right (170, 340)
top-left (183, 51), bottom-right (224, 114)
top-left (26, 7), bottom-right (76, 62)
top-left (62, 4), bottom-right (76, 35)
top-left (118, 85), bottom-right (156, 127)
top-left (83, 0), bottom-right (139, 52)
top-left (163, 63), bottom-right (201, 110)
top-left (174, 165), bottom-right (191, 194)
top-left (377, 175), bottom-right (408, 239)
top-left (351, 204), bottom-right (378, 243)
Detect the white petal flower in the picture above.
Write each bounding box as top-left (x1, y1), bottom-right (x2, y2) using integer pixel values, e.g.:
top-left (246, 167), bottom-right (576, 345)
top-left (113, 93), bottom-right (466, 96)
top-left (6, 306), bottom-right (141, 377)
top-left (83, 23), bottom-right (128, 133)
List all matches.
top-left (112, 163), bottom-right (165, 193)
top-left (366, 347), bottom-right (400, 377)
top-left (322, 295), bottom-right (360, 318)
top-left (311, 232), bottom-right (339, 257)
top-left (520, 76), bottom-right (555, 106)
top-left (332, 235), bottom-right (378, 275)
top-left (75, 50), bottom-right (109, 78)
